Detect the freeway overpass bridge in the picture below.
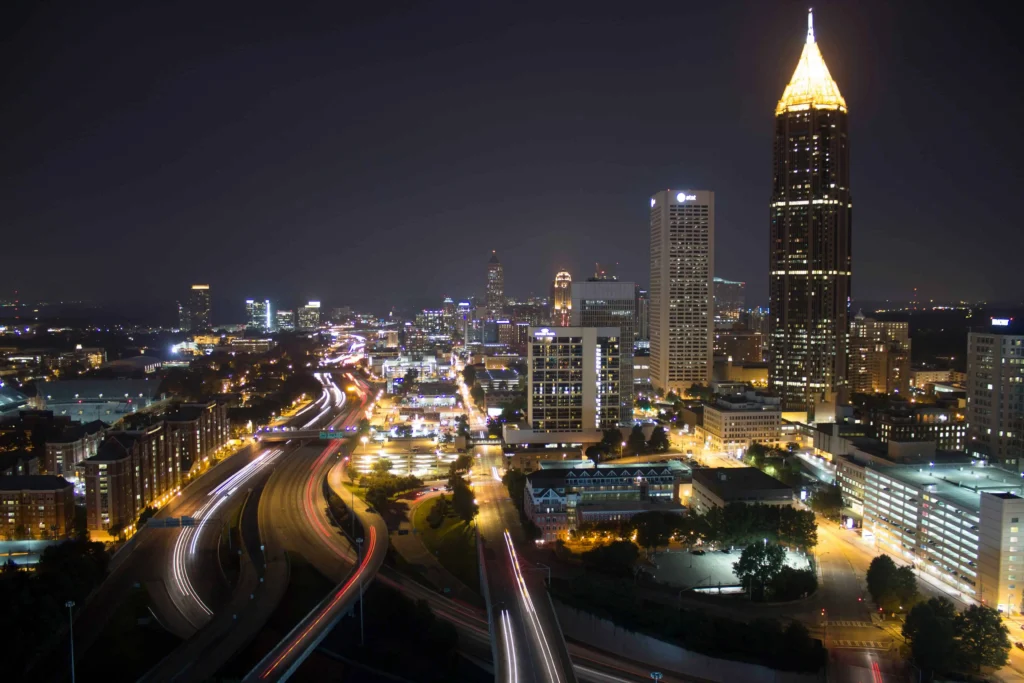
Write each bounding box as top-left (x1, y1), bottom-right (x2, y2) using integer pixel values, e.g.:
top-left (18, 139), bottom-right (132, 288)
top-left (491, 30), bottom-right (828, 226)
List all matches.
top-left (256, 429), bottom-right (355, 443)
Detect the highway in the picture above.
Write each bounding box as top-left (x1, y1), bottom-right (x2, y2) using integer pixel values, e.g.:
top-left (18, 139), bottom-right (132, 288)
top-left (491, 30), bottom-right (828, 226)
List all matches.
top-left (474, 446), bottom-right (577, 683)
top-left (244, 375), bottom-right (390, 681)
top-left (147, 370), bottom-right (347, 638)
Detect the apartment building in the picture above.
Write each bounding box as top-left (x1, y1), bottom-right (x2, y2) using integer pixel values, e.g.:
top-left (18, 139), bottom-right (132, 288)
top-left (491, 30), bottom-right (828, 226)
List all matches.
top-left (0, 475), bottom-right (75, 540)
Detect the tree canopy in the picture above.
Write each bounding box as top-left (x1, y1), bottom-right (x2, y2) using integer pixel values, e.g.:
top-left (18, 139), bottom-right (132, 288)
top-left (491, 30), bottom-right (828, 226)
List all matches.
top-left (808, 484), bottom-right (844, 520)
top-left (866, 555), bottom-right (918, 613)
top-left (903, 597), bottom-right (1010, 677)
top-left (733, 542), bottom-right (786, 600)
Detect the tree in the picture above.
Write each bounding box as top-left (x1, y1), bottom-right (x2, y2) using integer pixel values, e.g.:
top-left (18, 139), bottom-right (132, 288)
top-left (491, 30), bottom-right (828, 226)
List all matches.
top-left (866, 555), bottom-right (918, 613)
top-left (486, 417), bottom-right (503, 438)
top-left (745, 442), bottom-right (770, 469)
top-left (600, 428), bottom-right (622, 455)
top-left (647, 426), bottom-right (670, 452)
top-left (955, 604), bottom-right (1010, 671)
top-left (470, 383), bottom-right (485, 407)
top-left (137, 506), bottom-right (158, 526)
top-left (502, 468), bottom-right (528, 514)
top-left (461, 365), bottom-right (477, 387)
top-left (365, 486), bottom-right (389, 511)
top-left (626, 424), bottom-right (646, 454)
top-left (903, 597), bottom-right (958, 678)
top-left (581, 540), bottom-right (639, 578)
top-left (635, 397), bottom-right (652, 412)
top-left (808, 484), bottom-right (844, 520)
top-left (449, 474), bottom-right (478, 523)
top-left (426, 495), bottom-right (448, 529)
top-left (769, 566), bottom-right (817, 600)
top-left (631, 511), bottom-right (673, 555)
top-left (455, 415), bottom-right (471, 439)
top-left (449, 454), bottom-right (473, 476)
top-left (372, 458), bottom-right (394, 475)
top-left (357, 418), bottom-right (371, 435)
top-left (733, 542), bottom-right (786, 600)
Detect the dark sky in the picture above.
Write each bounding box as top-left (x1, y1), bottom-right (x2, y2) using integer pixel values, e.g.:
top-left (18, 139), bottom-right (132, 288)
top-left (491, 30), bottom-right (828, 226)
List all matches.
top-left (3, 0), bottom-right (1022, 317)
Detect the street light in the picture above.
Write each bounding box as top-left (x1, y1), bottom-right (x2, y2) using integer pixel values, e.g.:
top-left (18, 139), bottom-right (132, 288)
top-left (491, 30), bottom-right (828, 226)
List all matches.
top-left (65, 600), bottom-right (76, 683)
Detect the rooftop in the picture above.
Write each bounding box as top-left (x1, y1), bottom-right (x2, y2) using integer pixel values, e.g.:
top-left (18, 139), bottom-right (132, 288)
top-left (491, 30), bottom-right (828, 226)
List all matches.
top-left (776, 10), bottom-right (846, 116)
top-left (692, 467), bottom-right (792, 498)
top-left (33, 378), bottom-right (161, 403)
top-left (871, 463), bottom-right (1024, 513)
top-left (0, 475), bottom-right (73, 492)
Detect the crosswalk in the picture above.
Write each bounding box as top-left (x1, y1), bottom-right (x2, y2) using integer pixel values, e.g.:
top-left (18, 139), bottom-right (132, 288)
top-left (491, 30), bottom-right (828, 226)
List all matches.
top-left (827, 620), bottom-right (875, 628)
top-left (831, 640), bottom-right (890, 650)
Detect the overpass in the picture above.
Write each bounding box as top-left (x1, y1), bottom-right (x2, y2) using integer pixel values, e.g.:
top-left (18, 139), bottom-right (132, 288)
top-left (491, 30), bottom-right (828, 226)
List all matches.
top-left (256, 428), bottom-right (355, 443)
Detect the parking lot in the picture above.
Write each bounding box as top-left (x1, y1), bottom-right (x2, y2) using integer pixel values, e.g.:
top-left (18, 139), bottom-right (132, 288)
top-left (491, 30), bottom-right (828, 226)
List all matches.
top-left (649, 546), bottom-right (811, 590)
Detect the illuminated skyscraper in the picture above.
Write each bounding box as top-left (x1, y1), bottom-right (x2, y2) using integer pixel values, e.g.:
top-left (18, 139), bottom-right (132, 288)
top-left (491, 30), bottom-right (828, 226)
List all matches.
top-left (551, 271), bottom-right (572, 326)
top-left (649, 189), bottom-right (714, 393)
top-left (188, 285), bottom-right (211, 331)
top-left (298, 301), bottom-right (321, 330)
top-left (245, 299), bottom-right (271, 331)
top-left (769, 10), bottom-right (851, 417)
top-left (486, 251), bottom-right (504, 319)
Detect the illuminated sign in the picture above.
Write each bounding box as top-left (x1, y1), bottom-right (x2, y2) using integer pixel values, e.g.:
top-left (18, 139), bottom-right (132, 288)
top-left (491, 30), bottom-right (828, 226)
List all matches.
top-left (532, 327), bottom-right (555, 342)
top-left (676, 192), bottom-right (696, 202)
top-left (992, 318), bottom-right (1011, 327)
top-left (650, 198), bottom-right (656, 207)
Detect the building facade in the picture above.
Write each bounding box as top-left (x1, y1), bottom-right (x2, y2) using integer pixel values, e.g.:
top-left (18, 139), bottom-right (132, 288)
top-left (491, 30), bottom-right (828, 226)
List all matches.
top-left (524, 464), bottom-right (681, 542)
top-left (848, 314), bottom-right (911, 396)
top-left (297, 301), bottom-right (322, 330)
top-left (551, 271), bottom-right (572, 327)
top-left (527, 326), bottom-right (621, 432)
top-left (649, 189), bottom-right (714, 393)
top-left (690, 467), bottom-right (793, 515)
top-left (0, 476), bottom-right (75, 540)
top-left (863, 463), bottom-right (1024, 612)
top-left (245, 299), bottom-right (271, 330)
top-left (44, 420), bottom-right (106, 477)
top-left (570, 280), bottom-right (636, 424)
top-left (189, 284), bottom-right (211, 331)
top-left (967, 319), bottom-right (1024, 470)
top-left (713, 277), bottom-right (746, 323)
top-left (700, 393), bottom-right (783, 453)
top-left (487, 251), bottom-right (505, 320)
top-left (768, 12), bottom-right (852, 417)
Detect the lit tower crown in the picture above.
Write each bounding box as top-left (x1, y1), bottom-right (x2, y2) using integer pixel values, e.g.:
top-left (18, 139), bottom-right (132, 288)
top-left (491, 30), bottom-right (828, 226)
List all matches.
top-left (775, 9), bottom-right (847, 116)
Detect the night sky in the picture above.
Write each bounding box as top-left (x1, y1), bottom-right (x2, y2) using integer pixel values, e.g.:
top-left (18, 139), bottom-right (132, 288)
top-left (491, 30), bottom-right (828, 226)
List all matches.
top-left (3, 0), bottom-right (1022, 316)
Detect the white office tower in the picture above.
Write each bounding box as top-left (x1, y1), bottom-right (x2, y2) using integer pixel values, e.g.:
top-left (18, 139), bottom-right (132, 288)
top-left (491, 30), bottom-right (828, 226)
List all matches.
top-left (649, 189), bottom-right (714, 393)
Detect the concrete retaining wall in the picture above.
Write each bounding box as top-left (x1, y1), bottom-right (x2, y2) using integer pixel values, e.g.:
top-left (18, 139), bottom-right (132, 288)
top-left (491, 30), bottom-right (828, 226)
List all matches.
top-left (554, 601), bottom-right (823, 683)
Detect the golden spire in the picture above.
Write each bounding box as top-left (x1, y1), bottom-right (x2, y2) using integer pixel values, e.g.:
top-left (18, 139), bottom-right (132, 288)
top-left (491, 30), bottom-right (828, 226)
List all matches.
top-left (775, 9), bottom-right (847, 116)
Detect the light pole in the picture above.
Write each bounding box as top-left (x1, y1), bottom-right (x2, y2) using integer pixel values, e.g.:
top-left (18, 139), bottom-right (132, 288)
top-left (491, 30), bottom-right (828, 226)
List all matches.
top-left (65, 600), bottom-right (76, 683)
top-left (356, 537), bottom-right (365, 647)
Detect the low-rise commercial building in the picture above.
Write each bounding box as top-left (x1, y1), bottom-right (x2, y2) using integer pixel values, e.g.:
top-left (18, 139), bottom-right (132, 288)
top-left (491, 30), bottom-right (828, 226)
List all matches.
top-left (0, 475), bottom-right (75, 540)
top-left (699, 392), bottom-right (782, 453)
top-left (690, 467), bottom-right (793, 515)
top-left (524, 463), bottom-right (683, 542)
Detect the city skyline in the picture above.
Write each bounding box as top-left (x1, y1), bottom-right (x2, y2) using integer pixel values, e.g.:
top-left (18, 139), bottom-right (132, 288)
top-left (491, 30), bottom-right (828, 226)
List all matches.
top-left (3, 2), bottom-right (1023, 310)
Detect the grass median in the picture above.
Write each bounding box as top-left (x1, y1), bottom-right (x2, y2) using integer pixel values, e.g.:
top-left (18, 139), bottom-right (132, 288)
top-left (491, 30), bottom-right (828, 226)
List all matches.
top-left (410, 499), bottom-right (480, 593)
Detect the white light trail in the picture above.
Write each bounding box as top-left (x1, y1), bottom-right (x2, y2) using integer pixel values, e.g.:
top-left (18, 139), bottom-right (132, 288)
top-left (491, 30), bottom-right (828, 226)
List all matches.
top-left (504, 529), bottom-right (562, 683)
top-left (501, 609), bottom-right (519, 683)
top-left (170, 448), bottom-right (283, 620)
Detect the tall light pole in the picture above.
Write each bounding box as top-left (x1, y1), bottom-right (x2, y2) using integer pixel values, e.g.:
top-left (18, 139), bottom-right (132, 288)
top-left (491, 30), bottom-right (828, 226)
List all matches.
top-left (65, 600), bottom-right (76, 683)
top-left (356, 537), bottom-right (365, 647)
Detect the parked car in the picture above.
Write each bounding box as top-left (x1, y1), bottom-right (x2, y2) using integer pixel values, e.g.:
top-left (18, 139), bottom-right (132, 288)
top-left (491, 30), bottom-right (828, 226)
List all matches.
top-left (691, 549), bottom-right (706, 556)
